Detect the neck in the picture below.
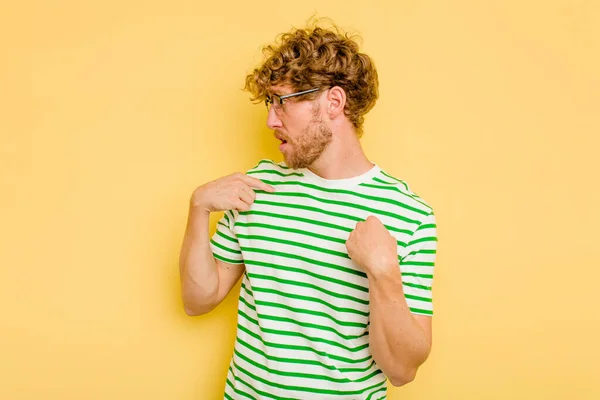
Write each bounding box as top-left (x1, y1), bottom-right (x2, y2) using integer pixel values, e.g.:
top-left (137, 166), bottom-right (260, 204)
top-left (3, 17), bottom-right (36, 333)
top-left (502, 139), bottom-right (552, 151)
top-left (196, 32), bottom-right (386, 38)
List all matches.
top-left (307, 127), bottom-right (374, 180)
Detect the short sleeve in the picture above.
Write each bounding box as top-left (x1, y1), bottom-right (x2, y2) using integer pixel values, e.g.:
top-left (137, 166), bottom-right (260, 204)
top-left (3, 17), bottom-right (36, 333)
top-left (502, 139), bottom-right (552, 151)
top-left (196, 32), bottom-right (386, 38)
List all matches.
top-left (210, 210), bottom-right (244, 265)
top-left (400, 211), bottom-right (438, 316)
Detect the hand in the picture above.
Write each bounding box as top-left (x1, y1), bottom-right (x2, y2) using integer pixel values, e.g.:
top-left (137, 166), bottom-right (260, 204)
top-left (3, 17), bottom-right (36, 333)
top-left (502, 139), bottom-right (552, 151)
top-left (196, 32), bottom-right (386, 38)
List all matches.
top-left (346, 216), bottom-right (399, 277)
top-left (190, 172), bottom-right (275, 213)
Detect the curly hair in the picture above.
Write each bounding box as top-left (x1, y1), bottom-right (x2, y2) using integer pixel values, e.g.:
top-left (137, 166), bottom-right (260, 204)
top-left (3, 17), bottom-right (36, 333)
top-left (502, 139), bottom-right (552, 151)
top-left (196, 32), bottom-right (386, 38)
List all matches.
top-left (244, 23), bottom-right (379, 137)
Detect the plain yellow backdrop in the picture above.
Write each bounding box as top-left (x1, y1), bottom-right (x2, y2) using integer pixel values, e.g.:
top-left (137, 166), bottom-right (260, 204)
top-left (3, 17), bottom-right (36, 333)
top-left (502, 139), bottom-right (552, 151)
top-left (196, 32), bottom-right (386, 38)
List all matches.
top-left (1, 1), bottom-right (599, 399)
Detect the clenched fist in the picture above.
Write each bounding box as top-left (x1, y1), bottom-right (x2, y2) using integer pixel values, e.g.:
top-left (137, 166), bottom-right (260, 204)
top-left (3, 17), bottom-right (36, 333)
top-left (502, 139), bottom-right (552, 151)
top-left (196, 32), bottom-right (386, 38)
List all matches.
top-left (346, 215), bottom-right (399, 277)
top-left (190, 172), bottom-right (276, 213)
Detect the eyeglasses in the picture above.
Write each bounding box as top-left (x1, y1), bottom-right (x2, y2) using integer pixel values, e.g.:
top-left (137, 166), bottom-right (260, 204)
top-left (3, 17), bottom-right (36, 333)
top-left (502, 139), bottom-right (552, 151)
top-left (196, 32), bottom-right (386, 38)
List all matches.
top-left (265, 87), bottom-right (320, 115)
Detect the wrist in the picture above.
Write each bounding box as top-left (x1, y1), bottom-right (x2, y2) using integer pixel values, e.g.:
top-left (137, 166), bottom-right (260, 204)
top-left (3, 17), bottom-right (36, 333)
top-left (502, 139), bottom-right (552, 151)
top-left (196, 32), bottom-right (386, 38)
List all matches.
top-left (190, 185), bottom-right (210, 209)
top-left (366, 261), bottom-right (402, 283)
top-left (188, 200), bottom-right (211, 221)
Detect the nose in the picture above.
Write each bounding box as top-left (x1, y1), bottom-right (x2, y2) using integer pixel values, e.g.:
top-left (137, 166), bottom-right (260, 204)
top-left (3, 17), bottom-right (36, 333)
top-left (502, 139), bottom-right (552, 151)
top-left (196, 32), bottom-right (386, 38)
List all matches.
top-left (266, 107), bottom-right (283, 130)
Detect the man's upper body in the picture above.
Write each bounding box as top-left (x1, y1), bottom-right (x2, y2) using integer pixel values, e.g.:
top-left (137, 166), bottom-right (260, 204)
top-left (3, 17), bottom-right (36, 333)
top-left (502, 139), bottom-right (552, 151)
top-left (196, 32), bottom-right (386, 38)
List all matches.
top-left (179, 22), bottom-right (437, 399)
top-left (210, 159), bottom-right (436, 399)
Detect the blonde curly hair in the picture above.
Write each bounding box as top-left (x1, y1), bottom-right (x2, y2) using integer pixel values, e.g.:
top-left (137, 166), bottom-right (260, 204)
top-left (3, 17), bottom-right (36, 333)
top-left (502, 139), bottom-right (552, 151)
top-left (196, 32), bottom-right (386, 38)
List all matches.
top-left (244, 22), bottom-right (379, 137)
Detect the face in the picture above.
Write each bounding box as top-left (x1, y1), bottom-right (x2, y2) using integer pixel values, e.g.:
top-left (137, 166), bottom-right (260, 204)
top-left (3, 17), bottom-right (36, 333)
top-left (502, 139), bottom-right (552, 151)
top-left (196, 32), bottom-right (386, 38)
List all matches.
top-left (266, 86), bottom-right (333, 169)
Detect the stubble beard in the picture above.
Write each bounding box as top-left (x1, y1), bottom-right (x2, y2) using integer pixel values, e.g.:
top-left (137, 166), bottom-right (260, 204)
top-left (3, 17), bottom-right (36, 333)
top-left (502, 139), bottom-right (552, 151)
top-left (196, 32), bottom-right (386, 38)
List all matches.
top-left (284, 114), bottom-right (333, 170)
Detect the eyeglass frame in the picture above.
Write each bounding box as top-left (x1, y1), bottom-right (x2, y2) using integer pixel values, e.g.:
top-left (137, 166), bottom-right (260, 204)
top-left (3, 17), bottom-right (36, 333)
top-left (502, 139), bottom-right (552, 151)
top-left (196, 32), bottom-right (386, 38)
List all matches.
top-left (265, 87), bottom-right (321, 113)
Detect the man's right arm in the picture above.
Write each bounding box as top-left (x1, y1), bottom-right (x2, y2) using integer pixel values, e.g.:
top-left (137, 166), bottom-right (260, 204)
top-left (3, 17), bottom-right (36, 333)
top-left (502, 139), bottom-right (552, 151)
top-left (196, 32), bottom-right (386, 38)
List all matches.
top-left (179, 204), bottom-right (245, 316)
top-left (177, 172), bottom-right (275, 316)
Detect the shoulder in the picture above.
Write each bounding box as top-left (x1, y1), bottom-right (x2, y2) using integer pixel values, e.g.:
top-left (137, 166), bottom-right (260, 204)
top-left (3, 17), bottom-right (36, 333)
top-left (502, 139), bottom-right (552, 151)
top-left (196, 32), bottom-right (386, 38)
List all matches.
top-left (367, 167), bottom-right (435, 220)
top-left (245, 159), bottom-right (302, 180)
top-left (246, 159), bottom-right (287, 173)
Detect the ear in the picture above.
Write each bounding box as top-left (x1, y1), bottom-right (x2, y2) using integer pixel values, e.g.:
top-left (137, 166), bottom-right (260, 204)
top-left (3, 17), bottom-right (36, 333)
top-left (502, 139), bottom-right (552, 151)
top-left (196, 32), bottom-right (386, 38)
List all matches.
top-left (326, 86), bottom-right (346, 119)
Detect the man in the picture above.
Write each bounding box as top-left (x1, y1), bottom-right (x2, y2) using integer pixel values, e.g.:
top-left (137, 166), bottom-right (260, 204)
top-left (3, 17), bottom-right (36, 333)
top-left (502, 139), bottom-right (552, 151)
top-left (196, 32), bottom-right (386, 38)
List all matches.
top-left (179, 23), bottom-right (437, 399)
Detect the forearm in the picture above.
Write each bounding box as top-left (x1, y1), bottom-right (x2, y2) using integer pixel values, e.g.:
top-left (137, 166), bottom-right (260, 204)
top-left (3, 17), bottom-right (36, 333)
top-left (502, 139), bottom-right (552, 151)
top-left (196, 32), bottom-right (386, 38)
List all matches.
top-left (368, 268), bottom-right (431, 386)
top-left (178, 203), bottom-right (219, 314)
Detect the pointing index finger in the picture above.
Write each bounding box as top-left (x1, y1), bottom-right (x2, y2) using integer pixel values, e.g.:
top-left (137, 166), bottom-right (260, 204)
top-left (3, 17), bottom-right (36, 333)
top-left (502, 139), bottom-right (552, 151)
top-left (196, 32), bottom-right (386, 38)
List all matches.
top-left (241, 174), bottom-right (276, 192)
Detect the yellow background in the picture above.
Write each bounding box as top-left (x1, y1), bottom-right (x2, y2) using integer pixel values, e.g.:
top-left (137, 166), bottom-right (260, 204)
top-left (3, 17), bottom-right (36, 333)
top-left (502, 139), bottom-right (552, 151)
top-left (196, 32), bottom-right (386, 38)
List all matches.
top-left (1, 1), bottom-right (599, 399)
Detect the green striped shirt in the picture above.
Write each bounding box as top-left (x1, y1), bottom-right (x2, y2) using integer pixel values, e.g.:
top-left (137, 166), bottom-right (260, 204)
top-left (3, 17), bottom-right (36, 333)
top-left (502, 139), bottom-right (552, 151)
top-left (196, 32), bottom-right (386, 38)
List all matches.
top-left (210, 159), bottom-right (438, 399)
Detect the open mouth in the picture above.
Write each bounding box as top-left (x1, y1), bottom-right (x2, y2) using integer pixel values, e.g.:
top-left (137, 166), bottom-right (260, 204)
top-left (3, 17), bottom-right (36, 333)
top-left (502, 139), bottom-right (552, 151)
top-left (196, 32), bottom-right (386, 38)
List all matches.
top-left (276, 134), bottom-right (288, 145)
top-left (277, 137), bottom-right (288, 152)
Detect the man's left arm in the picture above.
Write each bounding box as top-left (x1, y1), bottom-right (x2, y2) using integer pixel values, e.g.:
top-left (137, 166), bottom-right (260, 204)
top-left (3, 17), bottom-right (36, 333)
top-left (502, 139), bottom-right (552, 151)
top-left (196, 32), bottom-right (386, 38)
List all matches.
top-left (346, 213), bottom-right (437, 386)
top-left (367, 267), bottom-right (432, 386)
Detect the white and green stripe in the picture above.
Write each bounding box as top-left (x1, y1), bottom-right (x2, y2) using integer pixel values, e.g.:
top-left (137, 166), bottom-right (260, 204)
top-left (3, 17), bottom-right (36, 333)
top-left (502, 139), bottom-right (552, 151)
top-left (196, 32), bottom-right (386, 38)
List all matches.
top-left (211, 159), bottom-right (437, 399)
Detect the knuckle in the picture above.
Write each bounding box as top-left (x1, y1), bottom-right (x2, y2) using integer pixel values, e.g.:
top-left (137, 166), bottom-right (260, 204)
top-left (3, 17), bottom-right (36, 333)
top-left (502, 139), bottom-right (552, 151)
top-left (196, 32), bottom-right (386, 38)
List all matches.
top-left (231, 173), bottom-right (243, 182)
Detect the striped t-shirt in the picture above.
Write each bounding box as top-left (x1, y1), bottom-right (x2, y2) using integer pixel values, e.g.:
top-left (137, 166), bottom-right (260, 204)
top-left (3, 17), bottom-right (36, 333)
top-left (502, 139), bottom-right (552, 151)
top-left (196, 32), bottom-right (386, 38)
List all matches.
top-left (210, 159), bottom-right (437, 400)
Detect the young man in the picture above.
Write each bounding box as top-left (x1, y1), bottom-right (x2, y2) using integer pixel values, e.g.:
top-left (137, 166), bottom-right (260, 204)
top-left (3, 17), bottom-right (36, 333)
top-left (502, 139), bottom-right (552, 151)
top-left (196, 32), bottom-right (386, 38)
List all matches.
top-left (179, 24), bottom-right (438, 399)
